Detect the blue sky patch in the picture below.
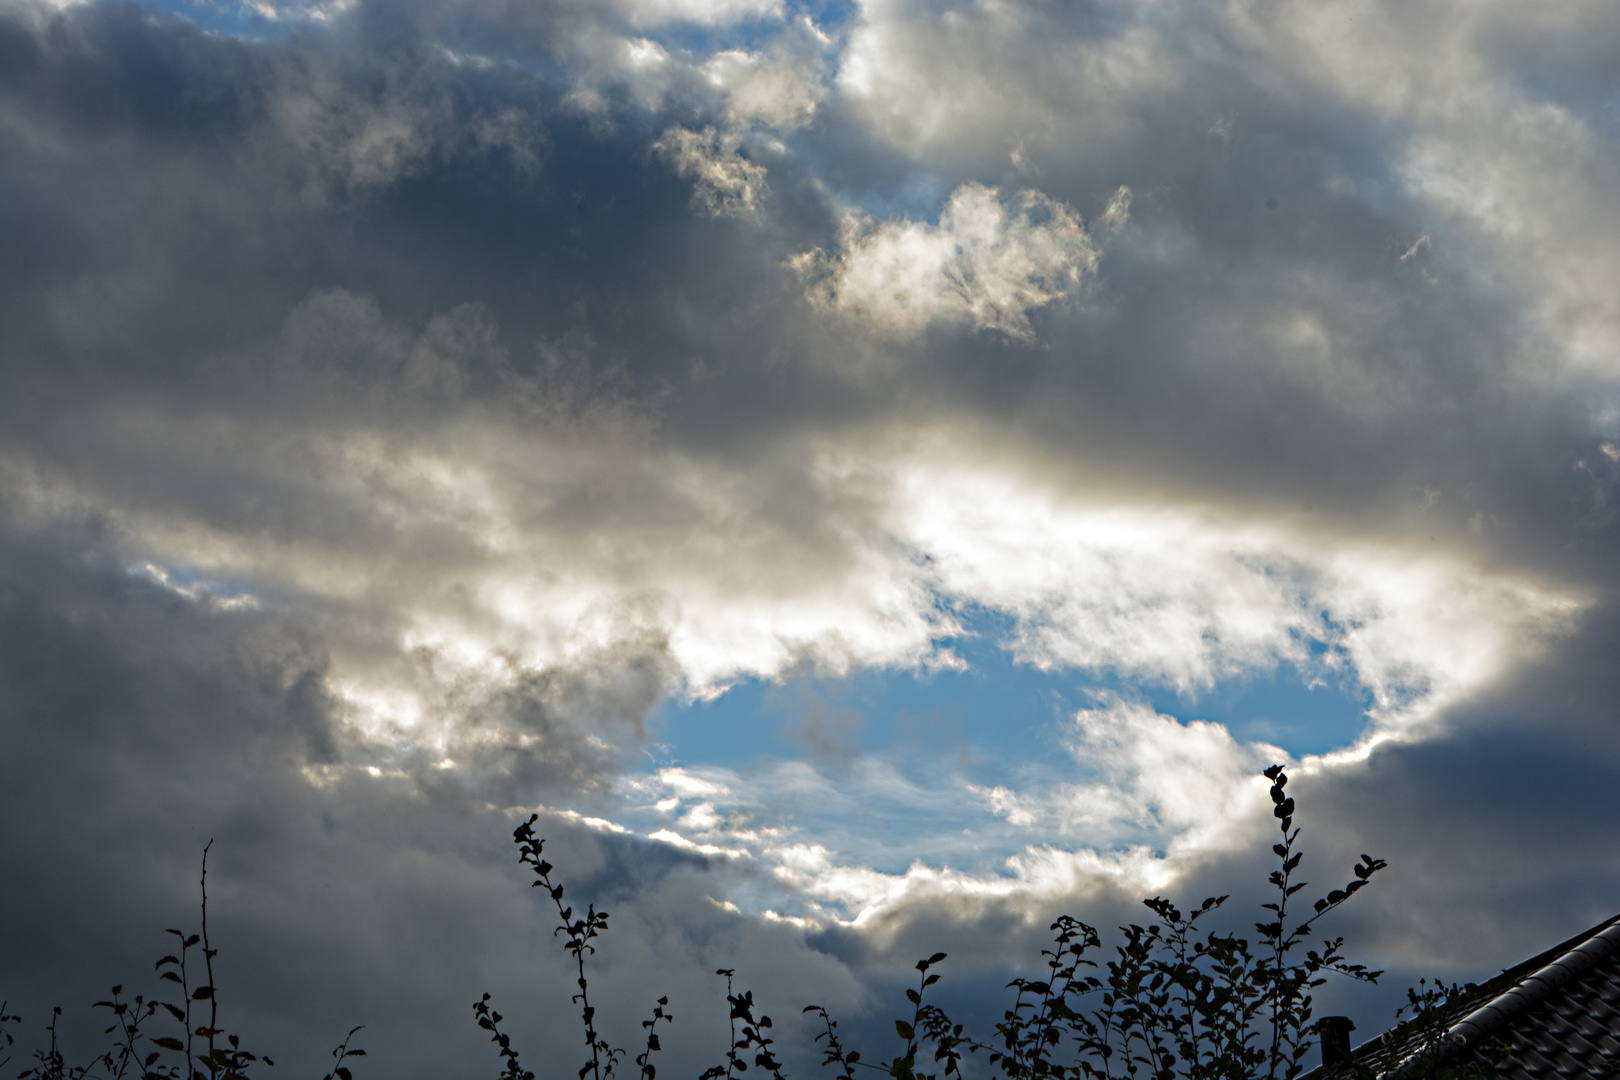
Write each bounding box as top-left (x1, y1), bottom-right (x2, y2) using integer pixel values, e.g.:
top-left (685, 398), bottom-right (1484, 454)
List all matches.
top-left (647, 612), bottom-right (1373, 783)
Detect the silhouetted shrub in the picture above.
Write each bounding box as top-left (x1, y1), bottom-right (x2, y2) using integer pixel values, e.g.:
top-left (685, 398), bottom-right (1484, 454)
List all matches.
top-left (479, 765), bottom-right (1389, 1080)
top-left (4, 843), bottom-right (359, 1080)
top-left (3, 765), bottom-right (1399, 1080)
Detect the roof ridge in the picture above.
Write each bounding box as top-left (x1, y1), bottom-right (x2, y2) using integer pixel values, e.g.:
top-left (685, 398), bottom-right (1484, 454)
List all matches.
top-left (1299, 910), bottom-right (1620, 1080)
top-left (1442, 911), bottom-right (1620, 1047)
top-left (1491, 910), bottom-right (1620, 985)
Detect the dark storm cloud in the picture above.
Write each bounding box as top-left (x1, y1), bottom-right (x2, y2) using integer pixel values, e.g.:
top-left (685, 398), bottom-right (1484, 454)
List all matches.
top-left (1310, 602), bottom-right (1620, 961)
top-left (0, 3), bottom-right (1033, 454)
top-left (5, 0), bottom-right (1598, 537)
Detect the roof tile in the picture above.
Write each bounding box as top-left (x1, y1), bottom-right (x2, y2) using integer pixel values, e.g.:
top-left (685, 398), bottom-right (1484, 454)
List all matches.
top-left (1306, 913), bottom-right (1620, 1080)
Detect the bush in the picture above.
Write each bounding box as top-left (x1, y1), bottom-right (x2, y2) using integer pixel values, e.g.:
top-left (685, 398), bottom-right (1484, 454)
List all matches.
top-left (2, 765), bottom-right (1391, 1080)
top-left (1, 842), bottom-right (352, 1080)
top-left (481, 764), bottom-right (1388, 1080)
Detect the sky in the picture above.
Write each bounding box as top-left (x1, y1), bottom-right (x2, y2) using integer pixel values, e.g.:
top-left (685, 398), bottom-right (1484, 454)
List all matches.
top-left (3, 0), bottom-right (1620, 1075)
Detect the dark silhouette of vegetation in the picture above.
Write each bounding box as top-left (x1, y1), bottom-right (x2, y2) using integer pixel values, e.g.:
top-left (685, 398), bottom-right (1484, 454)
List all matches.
top-left (475, 765), bottom-right (1391, 1080)
top-left (3, 841), bottom-right (361, 1080)
top-left (2, 1000), bottom-right (19, 1074)
top-left (5, 765), bottom-right (1434, 1080)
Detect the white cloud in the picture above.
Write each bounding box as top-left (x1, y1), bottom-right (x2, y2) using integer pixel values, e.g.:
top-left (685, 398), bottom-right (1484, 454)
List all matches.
top-left (704, 47), bottom-right (825, 130)
top-left (0, 0), bottom-right (90, 12)
top-left (795, 183), bottom-right (1115, 339)
top-left (992, 697), bottom-right (1281, 853)
top-left (239, 0), bottom-right (357, 23)
top-left (655, 126), bottom-right (770, 216)
top-left (836, 0), bottom-right (1177, 171)
top-left (612, 702), bottom-right (1279, 929)
top-left (616, 0), bottom-right (782, 28)
top-left (851, 430), bottom-right (1583, 733)
top-left (538, 3), bottom-right (814, 124)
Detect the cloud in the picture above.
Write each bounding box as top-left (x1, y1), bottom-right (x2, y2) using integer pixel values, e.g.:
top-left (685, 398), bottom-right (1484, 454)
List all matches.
top-left (842, 429), bottom-right (1582, 731)
top-left (0, 520), bottom-right (875, 1079)
top-left (794, 183), bottom-right (1119, 339)
top-left (5, 0), bottom-right (1620, 1071)
top-left (611, 696), bottom-right (1284, 933)
top-left (655, 125), bottom-right (770, 216)
top-left (836, 0), bottom-right (1180, 171)
top-left (1213, 2), bottom-right (1620, 381)
top-left (704, 42), bottom-right (826, 130)
top-left (992, 697), bottom-right (1280, 851)
top-left (617, 0), bottom-right (783, 28)
top-left (7, 306), bottom-right (1574, 806)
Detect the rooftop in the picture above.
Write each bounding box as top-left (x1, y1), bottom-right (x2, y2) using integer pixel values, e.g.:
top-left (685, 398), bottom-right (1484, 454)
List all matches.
top-left (1313, 912), bottom-right (1620, 1079)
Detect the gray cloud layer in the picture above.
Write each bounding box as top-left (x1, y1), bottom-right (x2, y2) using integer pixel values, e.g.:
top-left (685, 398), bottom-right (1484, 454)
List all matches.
top-left (3, 0), bottom-right (1620, 1075)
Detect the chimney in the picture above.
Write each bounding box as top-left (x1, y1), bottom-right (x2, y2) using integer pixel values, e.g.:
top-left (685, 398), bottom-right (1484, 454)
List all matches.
top-left (1319, 1016), bottom-right (1356, 1071)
